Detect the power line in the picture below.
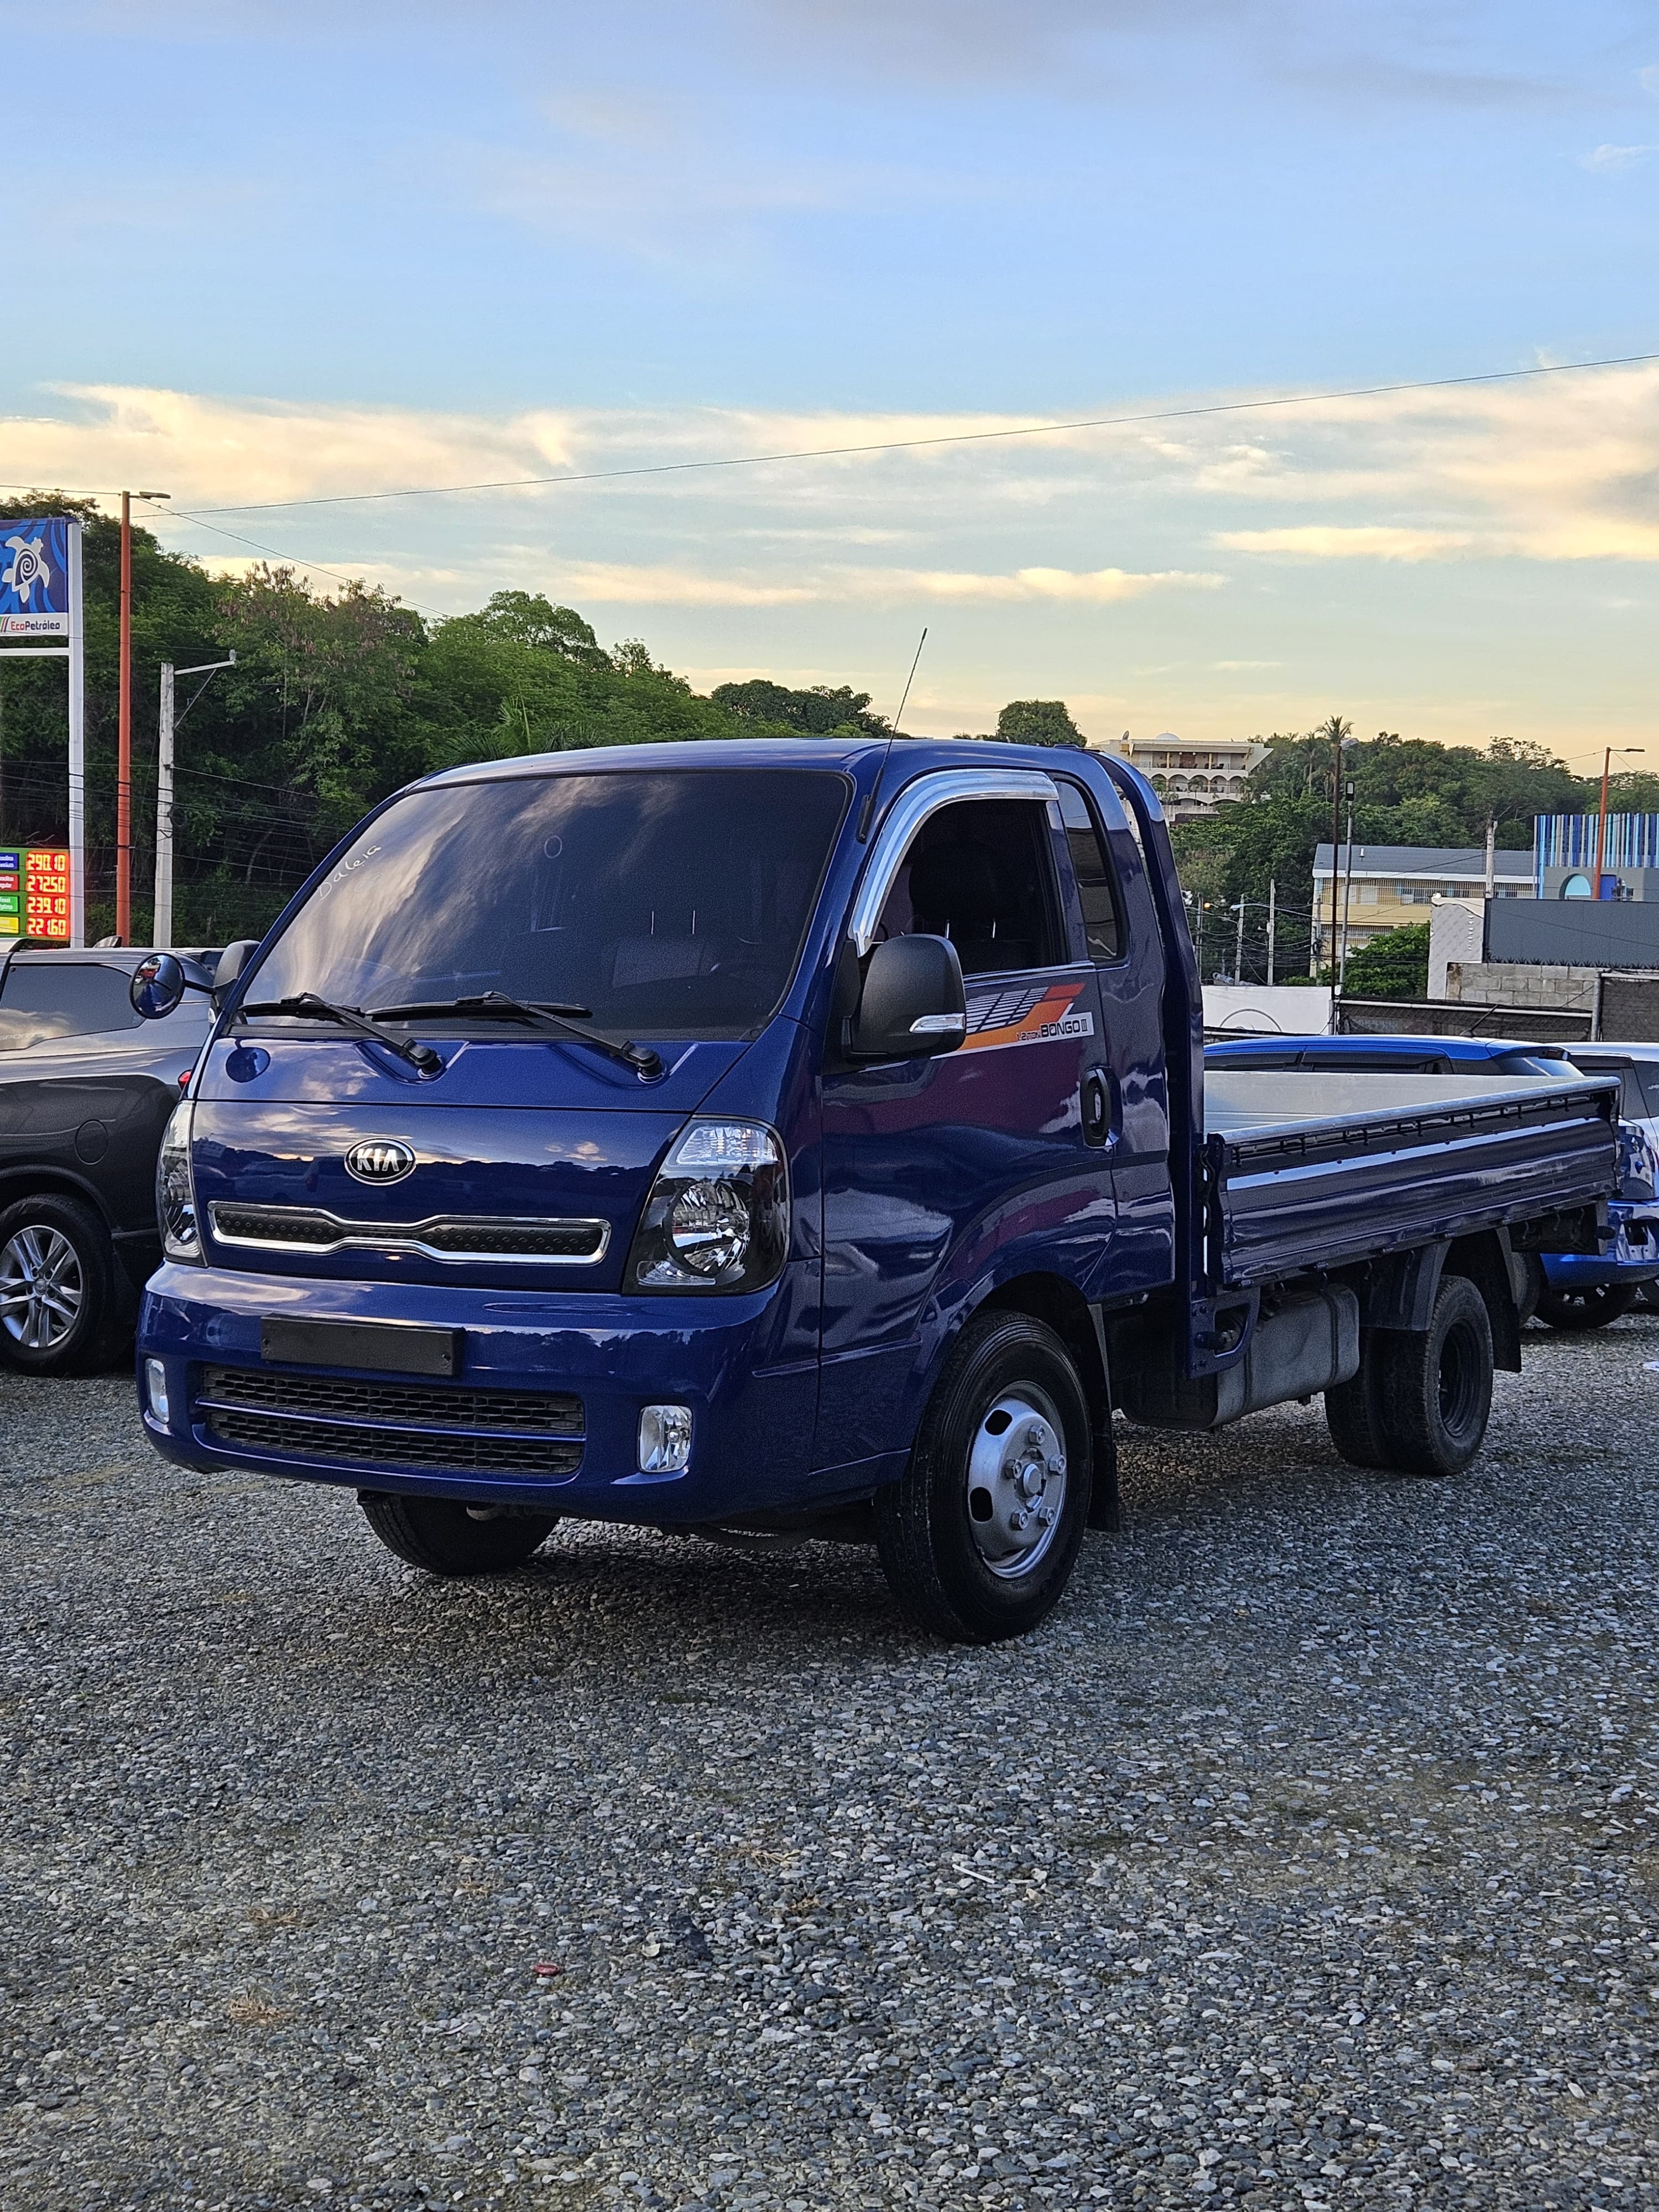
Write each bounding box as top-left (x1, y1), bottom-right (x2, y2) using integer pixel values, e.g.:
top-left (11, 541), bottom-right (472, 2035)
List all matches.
top-left (155, 348), bottom-right (1659, 518)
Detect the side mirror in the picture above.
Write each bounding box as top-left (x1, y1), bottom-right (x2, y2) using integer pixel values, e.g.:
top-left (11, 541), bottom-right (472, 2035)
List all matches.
top-left (131, 952), bottom-right (189, 1020)
top-left (212, 940), bottom-right (259, 1000)
top-left (848, 934), bottom-right (967, 1061)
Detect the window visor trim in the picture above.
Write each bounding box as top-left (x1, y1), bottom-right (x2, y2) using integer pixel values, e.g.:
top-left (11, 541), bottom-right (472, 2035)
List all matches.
top-left (848, 769), bottom-right (1060, 956)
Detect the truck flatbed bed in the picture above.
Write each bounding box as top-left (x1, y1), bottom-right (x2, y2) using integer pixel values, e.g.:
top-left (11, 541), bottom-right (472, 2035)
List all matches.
top-left (1203, 1068), bottom-right (1620, 1286)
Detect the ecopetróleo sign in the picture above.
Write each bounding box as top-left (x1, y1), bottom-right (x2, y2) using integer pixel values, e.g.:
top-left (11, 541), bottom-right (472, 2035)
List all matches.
top-left (0, 519), bottom-right (72, 638)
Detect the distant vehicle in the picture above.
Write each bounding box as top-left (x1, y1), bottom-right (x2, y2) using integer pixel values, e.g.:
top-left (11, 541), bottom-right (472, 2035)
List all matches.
top-left (1206, 1031), bottom-right (1659, 1330)
top-left (1558, 1045), bottom-right (1659, 1316)
top-left (0, 947), bottom-right (220, 1373)
top-left (130, 741), bottom-right (1620, 1641)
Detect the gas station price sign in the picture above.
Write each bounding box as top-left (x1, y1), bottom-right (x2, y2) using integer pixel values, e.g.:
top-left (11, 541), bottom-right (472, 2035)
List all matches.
top-left (0, 849), bottom-right (72, 941)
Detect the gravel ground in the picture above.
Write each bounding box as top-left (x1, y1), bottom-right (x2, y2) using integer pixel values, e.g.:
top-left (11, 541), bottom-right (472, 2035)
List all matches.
top-left (3, 1313), bottom-right (1657, 2212)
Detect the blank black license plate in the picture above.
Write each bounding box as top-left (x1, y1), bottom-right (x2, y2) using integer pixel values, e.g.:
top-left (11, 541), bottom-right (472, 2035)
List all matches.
top-left (259, 1318), bottom-right (461, 1376)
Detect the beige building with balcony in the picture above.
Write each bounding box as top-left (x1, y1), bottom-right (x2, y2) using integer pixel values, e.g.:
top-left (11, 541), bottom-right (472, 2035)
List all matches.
top-left (1311, 841), bottom-right (1532, 970)
top-left (1101, 732), bottom-right (1268, 818)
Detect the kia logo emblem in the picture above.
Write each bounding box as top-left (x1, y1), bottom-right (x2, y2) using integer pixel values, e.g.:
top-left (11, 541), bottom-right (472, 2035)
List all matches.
top-left (345, 1139), bottom-right (416, 1184)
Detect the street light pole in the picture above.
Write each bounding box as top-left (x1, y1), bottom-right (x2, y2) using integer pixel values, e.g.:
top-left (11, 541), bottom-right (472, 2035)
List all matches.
top-left (1594, 745), bottom-right (1646, 899)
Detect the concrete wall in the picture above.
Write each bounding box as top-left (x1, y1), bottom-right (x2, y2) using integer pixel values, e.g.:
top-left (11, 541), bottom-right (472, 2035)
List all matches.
top-left (1443, 960), bottom-right (1600, 1014)
top-left (1203, 984), bottom-right (1334, 1034)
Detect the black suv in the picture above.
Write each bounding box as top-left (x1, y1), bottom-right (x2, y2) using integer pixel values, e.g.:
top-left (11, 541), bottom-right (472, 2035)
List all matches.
top-left (0, 947), bottom-right (220, 1374)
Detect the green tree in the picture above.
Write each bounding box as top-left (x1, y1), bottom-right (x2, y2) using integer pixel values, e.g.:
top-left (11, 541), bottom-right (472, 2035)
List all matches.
top-left (1342, 922), bottom-right (1431, 1000)
top-left (994, 699), bottom-right (1084, 748)
top-left (709, 679), bottom-right (888, 738)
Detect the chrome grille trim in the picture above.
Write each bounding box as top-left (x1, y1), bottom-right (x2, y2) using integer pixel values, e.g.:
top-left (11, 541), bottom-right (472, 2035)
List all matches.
top-left (208, 1203), bottom-right (610, 1265)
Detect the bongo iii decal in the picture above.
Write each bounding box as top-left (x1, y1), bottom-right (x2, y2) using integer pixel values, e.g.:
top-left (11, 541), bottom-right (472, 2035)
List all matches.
top-left (961, 980), bottom-right (1094, 1052)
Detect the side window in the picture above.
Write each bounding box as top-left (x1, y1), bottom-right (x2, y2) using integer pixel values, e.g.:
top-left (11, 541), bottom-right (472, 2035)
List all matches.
top-left (0, 962), bottom-right (144, 1050)
top-left (1055, 782), bottom-right (1123, 963)
top-left (874, 798), bottom-right (1063, 977)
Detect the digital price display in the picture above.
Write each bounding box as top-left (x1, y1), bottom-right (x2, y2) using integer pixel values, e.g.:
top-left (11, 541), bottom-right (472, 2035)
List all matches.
top-left (0, 849), bottom-right (71, 941)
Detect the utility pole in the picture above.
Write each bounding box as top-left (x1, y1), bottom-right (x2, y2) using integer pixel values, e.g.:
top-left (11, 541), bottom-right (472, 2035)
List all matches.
top-left (1594, 745), bottom-right (1645, 899)
top-left (154, 649), bottom-right (235, 950)
top-left (1484, 815), bottom-right (1496, 899)
top-left (1266, 877), bottom-right (1276, 987)
top-left (1337, 779), bottom-right (1358, 994)
top-left (1234, 899), bottom-right (1245, 983)
top-left (117, 489), bottom-right (169, 943)
top-left (118, 493), bottom-right (131, 941)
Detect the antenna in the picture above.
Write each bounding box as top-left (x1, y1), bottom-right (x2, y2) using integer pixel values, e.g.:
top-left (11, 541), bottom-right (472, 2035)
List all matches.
top-left (891, 627), bottom-right (927, 735)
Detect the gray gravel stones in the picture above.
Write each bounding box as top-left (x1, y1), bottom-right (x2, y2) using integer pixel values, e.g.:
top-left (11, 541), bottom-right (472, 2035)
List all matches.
top-left (2, 1313), bottom-right (1657, 2210)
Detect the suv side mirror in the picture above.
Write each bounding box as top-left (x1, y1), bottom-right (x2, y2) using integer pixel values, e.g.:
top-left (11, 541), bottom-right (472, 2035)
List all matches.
top-left (131, 952), bottom-right (189, 1020)
top-left (212, 940), bottom-right (259, 1001)
top-left (848, 934), bottom-right (966, 1061)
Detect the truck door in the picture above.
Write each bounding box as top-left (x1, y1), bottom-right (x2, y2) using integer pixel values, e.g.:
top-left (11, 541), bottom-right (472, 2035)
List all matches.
top-left (1052, 771), bottom-right (1174, 1297)
top-left (816, 772), bottom-right (1117, 1475)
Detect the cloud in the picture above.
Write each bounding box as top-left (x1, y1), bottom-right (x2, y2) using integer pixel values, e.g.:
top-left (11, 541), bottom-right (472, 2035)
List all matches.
top-left (549, 560), bottom-right (1222, 605)
top-left (1215, 525), bottom-right (1477, 561)
top-left (1582, 142), bottom-right (1657, 171)
top-left (1640, 64), bottom-right (1659, 95)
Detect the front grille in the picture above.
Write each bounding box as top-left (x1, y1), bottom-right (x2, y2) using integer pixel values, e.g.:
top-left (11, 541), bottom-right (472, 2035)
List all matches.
top-left (198, 1366), bottom-right (585, 1478)
top-left (206, 1409), bottom-right (581, 1477)
top-left (203, 1366), bottom-right (583, 1432)
top-left (210, 1204), bottom-right (609, 1264)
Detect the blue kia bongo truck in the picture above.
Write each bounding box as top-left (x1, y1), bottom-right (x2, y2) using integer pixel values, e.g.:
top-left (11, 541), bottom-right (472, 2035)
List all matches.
top-left (132, 740), bottom-right (1620, 1641)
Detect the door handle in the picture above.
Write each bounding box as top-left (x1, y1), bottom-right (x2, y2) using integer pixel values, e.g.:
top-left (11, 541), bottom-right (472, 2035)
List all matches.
top-left (1082, 1068), bottom-right (1113, 1147)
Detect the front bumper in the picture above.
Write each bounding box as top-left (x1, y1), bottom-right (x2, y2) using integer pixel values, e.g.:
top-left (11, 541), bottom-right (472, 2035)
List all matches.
top-left (137, 1262), bottom-right (822, 1524)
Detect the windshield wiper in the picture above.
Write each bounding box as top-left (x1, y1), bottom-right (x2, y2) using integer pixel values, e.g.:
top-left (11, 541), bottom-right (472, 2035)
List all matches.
top-left (236, 993), bottom-right (442, 1074)
top-left (369, 993), bottom-right (662, 1078)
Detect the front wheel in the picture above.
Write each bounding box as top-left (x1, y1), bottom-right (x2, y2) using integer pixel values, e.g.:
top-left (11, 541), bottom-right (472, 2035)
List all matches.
top-left (0, 1193), bottom-right (122, 1376)
top-left (358, 1492), bottom-right (559, 1575)
top-left (874, 1312), bottom-right (1092, 1644)
top-left (1534, 1282), bottom-right (1640, 1332)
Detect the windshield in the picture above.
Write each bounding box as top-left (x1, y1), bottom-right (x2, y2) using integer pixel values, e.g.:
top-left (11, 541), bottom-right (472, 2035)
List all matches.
top-left (246, 768), bottom-right (850, 1040)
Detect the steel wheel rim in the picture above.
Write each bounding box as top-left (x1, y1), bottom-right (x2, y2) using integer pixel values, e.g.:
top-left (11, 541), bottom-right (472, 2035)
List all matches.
top-left (964, 1383), bottom-right (1067, 1579)
top-left (0, 1225), bottom-right (85, 1350)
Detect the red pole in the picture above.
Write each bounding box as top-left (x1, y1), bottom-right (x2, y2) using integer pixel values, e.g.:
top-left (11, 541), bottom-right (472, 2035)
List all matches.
top-left (1593, 744), bottom-right (1611, 902)
top-left (117, 491), bottom-right (133, 943)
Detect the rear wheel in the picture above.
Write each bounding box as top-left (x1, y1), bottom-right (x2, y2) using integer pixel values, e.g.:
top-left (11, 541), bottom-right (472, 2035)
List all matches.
top-left (874, 1311), bottom-right (1092, 1644)
top-left (0, 1194), bottom-right (122, 1376)
top-left (358, 1492), bottom-right (559, 1575)
top-left (1373, 1274), bottom-right (1493, 1478)
top-left (1640, 1280), bottom-right (1659, 1314)
top-left (1324, 1329), bottom-right (1389, 1467)
top-left (1534, 1282), bottom-right (1640, 1331)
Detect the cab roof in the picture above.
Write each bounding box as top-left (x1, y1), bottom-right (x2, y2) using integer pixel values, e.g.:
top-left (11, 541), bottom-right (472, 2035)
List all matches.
top-left (414, 734), bottom-right (1116, 789)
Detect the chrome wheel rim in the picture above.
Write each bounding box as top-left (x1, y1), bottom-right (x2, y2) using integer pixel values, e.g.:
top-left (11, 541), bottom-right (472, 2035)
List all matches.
top-left (0, 1226), bottom-right (85, 1350)
top-left (965, 1383), bottom-right (1067, 1579)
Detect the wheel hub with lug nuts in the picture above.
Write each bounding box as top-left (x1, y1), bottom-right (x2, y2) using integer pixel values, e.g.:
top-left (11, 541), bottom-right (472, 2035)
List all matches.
top-left (964, 1387), bottom-right (1068, 1578)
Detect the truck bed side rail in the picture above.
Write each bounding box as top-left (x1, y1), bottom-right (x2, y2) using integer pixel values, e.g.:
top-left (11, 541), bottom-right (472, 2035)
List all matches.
top-left (1210, 1077), bottom-right (1620, 1286)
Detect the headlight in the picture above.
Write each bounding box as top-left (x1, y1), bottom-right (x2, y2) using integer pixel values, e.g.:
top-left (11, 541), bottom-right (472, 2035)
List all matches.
top-left (625, 1120), bottom-right (789, 1293)
top-left (156, 1099), bottom-right (201, 1262)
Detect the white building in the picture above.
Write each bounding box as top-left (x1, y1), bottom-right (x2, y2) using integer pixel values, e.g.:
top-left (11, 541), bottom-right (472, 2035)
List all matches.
top-left (1311, 841), bottom-right (1532, 970)
top-left (1102, 733), bottom-right (1267, 820)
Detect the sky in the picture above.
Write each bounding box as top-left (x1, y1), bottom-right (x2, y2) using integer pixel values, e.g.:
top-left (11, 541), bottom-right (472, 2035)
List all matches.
top-left (6, 0), bottom-right (1659, 764)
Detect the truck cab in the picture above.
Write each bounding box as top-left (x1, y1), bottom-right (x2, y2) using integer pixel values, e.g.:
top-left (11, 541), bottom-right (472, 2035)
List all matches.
top-left (135, 740), bottom-right (1619, 1641)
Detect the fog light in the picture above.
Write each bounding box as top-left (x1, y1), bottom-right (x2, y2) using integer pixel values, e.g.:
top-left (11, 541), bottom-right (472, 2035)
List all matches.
top-left (144, 1358), bottom-right (171, 1426)
top-left (638, 1403), bottom-right (692, 1474)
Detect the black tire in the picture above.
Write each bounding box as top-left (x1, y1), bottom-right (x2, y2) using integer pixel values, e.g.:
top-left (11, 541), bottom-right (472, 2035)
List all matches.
top-left (1373, 1274), bottom-right (1494, 1478)
top-left (357, 1492), bottom-right (559, 1575)
top-left (1534, 1282), bottom-right (1640, 1332)
top-left (1640, 1280), bottom-right (1659, 1314)
top-left (0, 1192), bottom-right (123, 1376)
top-left (1324, 1328), bottom-right (1389, 1468)
top-left (874, 1311), bottom-right (1092, 1644)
